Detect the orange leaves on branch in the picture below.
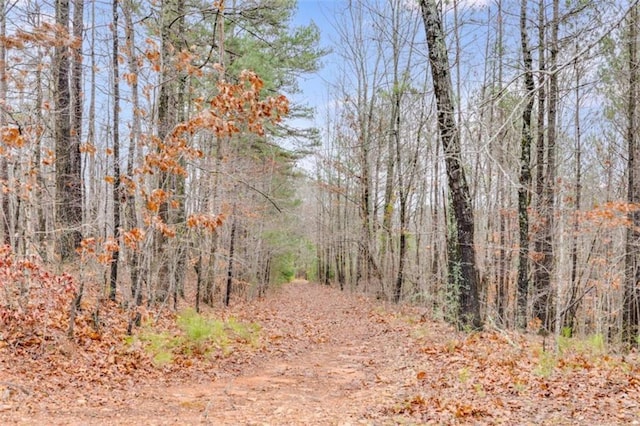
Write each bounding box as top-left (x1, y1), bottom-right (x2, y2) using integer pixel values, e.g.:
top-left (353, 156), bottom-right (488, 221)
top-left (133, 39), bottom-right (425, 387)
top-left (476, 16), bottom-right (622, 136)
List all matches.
top-left (77, 237), bottom-right (117, 265)
top-left (123, 228), bottom-right (145, 250)
top-left (0, 126), bottom-right (25, 148)
top-left (1, 22), bottom-right (80, 50)
top-left (187, 213), bottom-right (225, 232)
top-left (104, 237), bottom-right (119, 253)
top-left (123, 72), bottom-right (138, 85)
top-left (176, 49), bottom-right (203, 77)
top-left (579, 201), bottom-right (640, 229)
top-left (42, 149), bottom-right (55, 165)
top-left (145, 188), bottom-right (170, 213)
top-left (139, 69), bottom-right (289, 182)
top-left (148, 215), bottom-right (176, 238)
top-left (167, 70), bottom-right (289, 143)
top-left (130, 69), bottom-right (289, 247)
top-left (80, 143), bottom-right (97, 155)
top-left (79, 237), bottom-right (97, 250)
top-left (145, 49), bottom-right (161, 67)
top-left (239, 69), bottom-right (264, 91)
top-left (120, 176), bottom-right (137, 195)
top-left (143, 151), bottom-right (187, 176)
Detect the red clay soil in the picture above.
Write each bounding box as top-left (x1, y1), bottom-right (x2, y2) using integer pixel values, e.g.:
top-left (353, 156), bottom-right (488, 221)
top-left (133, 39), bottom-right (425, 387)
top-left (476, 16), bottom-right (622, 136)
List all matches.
top-left (1, 281), bottom-right (639, 425)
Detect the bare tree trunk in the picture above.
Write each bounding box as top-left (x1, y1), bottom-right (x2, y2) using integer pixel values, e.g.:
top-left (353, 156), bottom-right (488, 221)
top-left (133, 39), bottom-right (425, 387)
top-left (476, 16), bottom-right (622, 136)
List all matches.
top-left (624, 3), bottom-right (640, 347)
top-left (203, 6), bottom-right (226, 305)
top-left (85, 0), bottom-right (96, 233)
top-left (122, 0), bottom-right (142, 307)
top-left (535, 0), bottom-right (559, 333)
top-left (517, 0), bottom-right (535, 329)
top-left (109, 0), bottom-right (120, 301)
top-left (0, 0), bottom-right (9, 247)
top-left (33, 8), bottom-right (47, 257)
top-left (204, 144), bottom-right (222, 305)
top-left (419, 0), bottom-right (481, 329)
top-left (564, 47), bottom-right (583, 335)
top-left (532, 0), bottom-right (548, 330)
top-left (55, 0), bottom-right (83, 261)
top-left (224, 203), bottom-right (237, 307)
top-left (155, 0), bottom-right (180, 302)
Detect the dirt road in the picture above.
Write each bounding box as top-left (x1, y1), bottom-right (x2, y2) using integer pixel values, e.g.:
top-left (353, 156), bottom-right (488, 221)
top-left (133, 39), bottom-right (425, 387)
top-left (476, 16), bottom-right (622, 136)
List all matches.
top-left (4, 281), bottom-right (638, 425)
top-left (2, 282), bottom-right (422, 425)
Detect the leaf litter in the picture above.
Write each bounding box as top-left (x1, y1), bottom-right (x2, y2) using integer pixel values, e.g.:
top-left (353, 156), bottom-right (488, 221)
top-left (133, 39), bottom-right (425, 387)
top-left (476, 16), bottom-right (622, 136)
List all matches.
top-left (1, 281), bottom-right (639, 424)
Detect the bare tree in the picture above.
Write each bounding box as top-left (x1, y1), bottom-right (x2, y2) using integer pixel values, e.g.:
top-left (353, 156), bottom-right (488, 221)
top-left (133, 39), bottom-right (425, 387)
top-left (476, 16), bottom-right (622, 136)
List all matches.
top-left (517, 0), bottom-right (535, 329)
top-left (419, 0), bottom-right (481, 329)
top-left (109, 0), bottom-right (121, 301)
top-left (0, 0), bottom-right (9, 247)
top-left (624, 2), bottom-right (639, 346)
top-left (54, 0), bottom-right (83, 261)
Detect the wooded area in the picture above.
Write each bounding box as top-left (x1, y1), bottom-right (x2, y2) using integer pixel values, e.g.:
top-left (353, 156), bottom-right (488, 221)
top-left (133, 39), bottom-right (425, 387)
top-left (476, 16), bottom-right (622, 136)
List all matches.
top-left (2, 1), bottom-right (640, 423)
top-left (0, 0), bottom-right (639, 351)
top-left (0, 0), bottom-right (322, 332)
top-left (315, 0), bottom-right (640, 345)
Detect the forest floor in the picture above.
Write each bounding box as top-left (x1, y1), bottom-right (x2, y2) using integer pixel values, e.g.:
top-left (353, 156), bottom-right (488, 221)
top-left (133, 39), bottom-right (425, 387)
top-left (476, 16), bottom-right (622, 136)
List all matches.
top-left (1, 281), bottom-right (640, 425)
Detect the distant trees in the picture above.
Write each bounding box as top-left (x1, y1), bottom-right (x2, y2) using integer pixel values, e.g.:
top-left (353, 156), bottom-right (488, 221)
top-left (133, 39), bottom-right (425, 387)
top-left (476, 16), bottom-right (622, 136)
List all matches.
top-left (314, 0), bottom-right (640, 344)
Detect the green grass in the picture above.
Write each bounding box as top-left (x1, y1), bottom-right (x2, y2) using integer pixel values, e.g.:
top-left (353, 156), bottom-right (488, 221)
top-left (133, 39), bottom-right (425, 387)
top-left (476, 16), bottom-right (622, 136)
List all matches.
top-left (533, 332), bottom-right (609, 377)
top-left (129, 309), bottom-right (261, 366)
top-left (534, 350), bottom-right (556, 377)
top-left (136, 330), bottom-right (175, 366)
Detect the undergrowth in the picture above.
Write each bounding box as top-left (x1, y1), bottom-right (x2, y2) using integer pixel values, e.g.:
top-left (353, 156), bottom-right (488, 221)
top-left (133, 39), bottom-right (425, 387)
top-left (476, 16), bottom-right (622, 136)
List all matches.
top-left (129, 309), bottom-right (261, 366)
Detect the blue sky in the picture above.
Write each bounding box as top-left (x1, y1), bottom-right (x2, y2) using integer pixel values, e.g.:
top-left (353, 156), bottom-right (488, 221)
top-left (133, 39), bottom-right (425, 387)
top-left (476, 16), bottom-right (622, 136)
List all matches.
top-left (288, 0), bottom-right (494, 125)
top-left (291, 1), bottom-right (341, 120)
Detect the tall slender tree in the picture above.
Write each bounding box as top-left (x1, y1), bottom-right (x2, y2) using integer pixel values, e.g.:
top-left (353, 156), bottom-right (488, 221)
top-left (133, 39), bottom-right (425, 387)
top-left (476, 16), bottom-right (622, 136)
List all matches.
top-left (624, 2), bottom-right (639, 346)
top-left (54, 0), bottom-right (83, 261)
top-left (517, 0), bottom-right (535, 329)
top-left (419, 0), bottom-right (481, 329)
top-left (109, 0), bottom-right (121, 301)
top-left (122, 0), bottom-right (143, 307)
top-left (0, 0), bottom-right (9, 247)
top-left (154, 0), bottom-right (183, 302)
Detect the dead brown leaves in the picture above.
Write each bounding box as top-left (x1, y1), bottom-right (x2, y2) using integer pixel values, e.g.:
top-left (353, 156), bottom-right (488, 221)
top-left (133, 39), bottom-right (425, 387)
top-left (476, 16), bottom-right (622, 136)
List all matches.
top-left (2, 280), bottom-right (640, 424)
top-left (393, 328), bottom-right (640, 424)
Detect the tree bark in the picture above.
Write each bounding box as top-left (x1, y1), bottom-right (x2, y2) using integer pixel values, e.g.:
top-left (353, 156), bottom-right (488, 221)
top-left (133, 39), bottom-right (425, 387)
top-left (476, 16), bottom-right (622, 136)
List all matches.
top-left (624, 3), bottom-right (640, 346)
top-left (564, 45), bottom-right (583, 335)
top-left (0, 0), bottom-right (10, 247)
top-left (517, 0), bottom-right (535, 329)
top-left (122, 0), bottom-right (142, 307)
top-left (546, 0), bottom-right (559, 329)
top-left (224, 203), bottom-right (237, 307)
top-left (532, 0), bottom-right (550, 332)
top-left (534, 0), bottom-right (559, 333)
top-left (109, 0), bottom-right (120, 301)
top-left (155, 0), bottom-right (181, 302)
top-left (419, 0), bottom-right (481, 329)
top-left (54, 0), bottom-right (83, 261)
